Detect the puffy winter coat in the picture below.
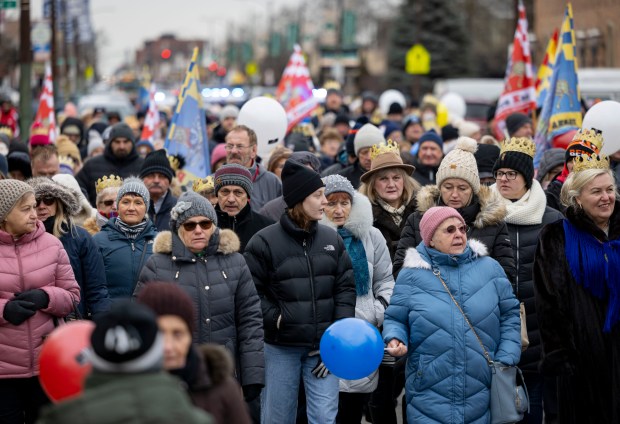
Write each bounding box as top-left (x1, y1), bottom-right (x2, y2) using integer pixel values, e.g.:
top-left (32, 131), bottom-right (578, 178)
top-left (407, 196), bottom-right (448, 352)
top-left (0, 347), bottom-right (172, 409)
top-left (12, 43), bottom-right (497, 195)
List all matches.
top-left (250, 163), bottom-right (282, 212)
top-left (148, 190), bottom-right (177, 232)
top-left (0, 222), bottom-right (81, 378)
top-left (60, 226), bottom-right (111, 318)
top-left (491, 180), bottom-right (563, 372)
top-left (393, 184), bottom-right (516, 284)
top-left (243, 214), bottom-right (356, 348)
top-left (76, 141), bottom-right (145, 206)
top-left (215, 203), bottom-right (274, 253)
top-left (383, 240), bottom-right (521, 424)
top-left (371, 196), bottom-right (417, 260)
top-left (92, 218), bottom-right (157, 300)
top-left (136, 229), bottom-right (264, 388)
top-left (321, 193), bottom-right (394, 393)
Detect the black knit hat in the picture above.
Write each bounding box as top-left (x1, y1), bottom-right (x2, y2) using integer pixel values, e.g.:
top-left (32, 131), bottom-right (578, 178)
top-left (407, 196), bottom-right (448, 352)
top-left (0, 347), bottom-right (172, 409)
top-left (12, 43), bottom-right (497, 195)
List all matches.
top-left (493, 151), bottom-right (534, 189)
top-left (474, 144), bottom-right (500, 179)
top-left (139, 149), bottom-right (175, 181)
top-left (89, 301), bottom-right (163, 374)
top-left (388, 102), bottom-right (403, 115)
top-left (282, 159), bottom-right (324, 208)
top-left (505, 113), bottom-right (532, 137)
top-left (137, 282), bottom-right (196, 334)
top-left (441, 124), bottom-right (460, 142)
top-left (108, 123), bottom-right (136, 144)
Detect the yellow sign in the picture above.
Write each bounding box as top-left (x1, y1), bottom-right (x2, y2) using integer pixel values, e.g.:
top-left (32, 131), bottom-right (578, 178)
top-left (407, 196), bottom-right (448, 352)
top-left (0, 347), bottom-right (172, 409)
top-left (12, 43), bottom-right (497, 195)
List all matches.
top-left (245, 61), bottom-right (258, 76)
top-left (85, 65), bottom-right (94, 80)
top-left (406, 44), bottom-right (431, 75)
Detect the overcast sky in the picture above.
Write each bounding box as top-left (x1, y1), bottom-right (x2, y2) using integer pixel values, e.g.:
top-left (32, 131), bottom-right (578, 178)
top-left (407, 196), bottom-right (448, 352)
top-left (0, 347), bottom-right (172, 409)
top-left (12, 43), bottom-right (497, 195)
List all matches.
top-left (32, 0), bottom-right (301, 76)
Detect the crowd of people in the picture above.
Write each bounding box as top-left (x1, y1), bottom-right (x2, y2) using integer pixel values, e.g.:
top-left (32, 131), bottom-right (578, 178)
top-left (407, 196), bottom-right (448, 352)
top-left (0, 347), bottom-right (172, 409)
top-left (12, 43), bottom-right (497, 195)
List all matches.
top-left (0, 88), bottom-right (618, 424)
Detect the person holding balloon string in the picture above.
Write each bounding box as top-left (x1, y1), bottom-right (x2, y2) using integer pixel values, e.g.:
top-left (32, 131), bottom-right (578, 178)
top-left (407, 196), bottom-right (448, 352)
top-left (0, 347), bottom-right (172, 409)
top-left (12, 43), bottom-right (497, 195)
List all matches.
top-left (383, 206), bottom-right (521, 424)
top-left (319, 174), bottom-right (395, 423)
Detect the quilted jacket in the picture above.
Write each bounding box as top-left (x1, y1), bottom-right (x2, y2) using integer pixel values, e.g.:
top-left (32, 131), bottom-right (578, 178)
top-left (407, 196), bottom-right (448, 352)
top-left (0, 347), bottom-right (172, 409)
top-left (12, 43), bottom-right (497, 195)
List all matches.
top-left (0, 221), bottom-right (80, 378)
top-left (383, 240), bottom-right (521, 424)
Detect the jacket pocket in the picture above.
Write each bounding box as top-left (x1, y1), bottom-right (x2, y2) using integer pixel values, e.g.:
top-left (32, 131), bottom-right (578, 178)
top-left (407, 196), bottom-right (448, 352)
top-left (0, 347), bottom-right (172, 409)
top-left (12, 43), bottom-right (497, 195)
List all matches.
top-left (413, 354), bottom-right (434, 392)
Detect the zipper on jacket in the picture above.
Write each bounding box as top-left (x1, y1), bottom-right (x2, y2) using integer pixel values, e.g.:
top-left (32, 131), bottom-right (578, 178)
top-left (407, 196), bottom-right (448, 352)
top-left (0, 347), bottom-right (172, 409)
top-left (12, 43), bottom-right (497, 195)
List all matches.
top-left (303, 239), bottom-right (319, 347)
top-left (515, 228), bottom-right (520, 298)
top-left (131, 242), bottom-right (135, 252)
top-left (15, 244), bottom-right (35, 371)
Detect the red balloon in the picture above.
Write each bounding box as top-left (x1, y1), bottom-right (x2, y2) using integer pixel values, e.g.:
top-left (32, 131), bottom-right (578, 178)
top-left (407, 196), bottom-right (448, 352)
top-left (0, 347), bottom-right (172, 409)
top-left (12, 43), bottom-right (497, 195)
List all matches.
top-left (39, 321), bottom-right (94, 403)
top-left (552, 129), bottom-right (578, 150)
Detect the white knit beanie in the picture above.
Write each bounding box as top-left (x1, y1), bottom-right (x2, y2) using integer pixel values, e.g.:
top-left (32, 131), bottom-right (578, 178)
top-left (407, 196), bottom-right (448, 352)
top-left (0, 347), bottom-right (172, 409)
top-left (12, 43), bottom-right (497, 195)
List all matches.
top-left (354, 124), bottom-right (385, 156)
top-left (436, 137), bottom-right (481, 194)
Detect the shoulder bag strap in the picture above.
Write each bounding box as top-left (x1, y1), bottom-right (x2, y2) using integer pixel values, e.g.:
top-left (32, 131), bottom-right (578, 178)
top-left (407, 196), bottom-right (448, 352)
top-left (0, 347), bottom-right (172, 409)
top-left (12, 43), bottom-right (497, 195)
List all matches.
top-left (433, 269), bottom-right (494, 366)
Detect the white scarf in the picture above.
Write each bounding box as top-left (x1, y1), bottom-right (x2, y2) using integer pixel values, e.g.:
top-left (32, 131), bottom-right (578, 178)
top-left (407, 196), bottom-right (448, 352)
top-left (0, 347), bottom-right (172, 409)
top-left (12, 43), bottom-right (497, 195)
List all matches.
top-left (493, 179), bottom-right (547, 226)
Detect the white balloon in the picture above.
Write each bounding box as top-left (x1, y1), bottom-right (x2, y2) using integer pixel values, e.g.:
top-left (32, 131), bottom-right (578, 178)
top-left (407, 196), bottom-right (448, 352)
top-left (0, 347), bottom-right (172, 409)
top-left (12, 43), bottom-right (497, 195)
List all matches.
top-left (379, 90), bottom-right (407, 115)
top-left (582, 100), bottom-right (620, 155)
top-left (237, 97), bottom-right (288, 157)
top-left (440, 92), bottom-right (467, 120)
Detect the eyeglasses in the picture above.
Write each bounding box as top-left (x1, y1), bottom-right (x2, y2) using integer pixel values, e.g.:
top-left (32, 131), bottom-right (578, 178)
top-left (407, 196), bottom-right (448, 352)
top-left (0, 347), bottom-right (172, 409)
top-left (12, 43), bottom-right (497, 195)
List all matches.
top-left (36, 197), bottom-right (55, 207)
top-left (182, 220), bottom-right (213, 231)
top-left (100, 200), bottom-right (115, 207)
top-left (443, 224), bottom-right (468, 235)
top-left (219, 188), bottom-right (246, 198)
top-left (224, 143), bottom-right (252, 151)
top-left (494, 170), bottom-right (518, 180)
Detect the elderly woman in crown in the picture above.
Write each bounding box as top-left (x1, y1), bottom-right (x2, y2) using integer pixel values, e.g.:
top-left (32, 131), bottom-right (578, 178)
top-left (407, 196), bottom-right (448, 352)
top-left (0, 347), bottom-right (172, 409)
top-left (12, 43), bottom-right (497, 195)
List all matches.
top-left (83, 175), bottom-right (124, 235)
top-left (533, 129), bottom-right (620, 423)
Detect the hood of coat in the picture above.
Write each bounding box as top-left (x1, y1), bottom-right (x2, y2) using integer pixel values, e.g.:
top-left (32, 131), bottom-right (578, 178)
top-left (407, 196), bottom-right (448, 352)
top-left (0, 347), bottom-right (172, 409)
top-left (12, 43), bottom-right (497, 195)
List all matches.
top-left (28, 177), bottom-right (81, 216)
top-left (402, 238), bottom-right (489, 270)
top-left (320, 192), bottom-right (373, 239)
top-left (153, 228), bottom-right (240, 256)
top-left (198, 344), bottom-right (234, 387)
top-left (416, 184), bottom-right (507, 229)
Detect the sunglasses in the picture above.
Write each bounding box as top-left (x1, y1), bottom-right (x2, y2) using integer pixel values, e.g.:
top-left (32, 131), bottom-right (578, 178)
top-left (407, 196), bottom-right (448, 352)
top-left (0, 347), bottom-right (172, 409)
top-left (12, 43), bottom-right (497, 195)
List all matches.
top-left (36, 197), bottom-right (55, 207)
top-left (182, 220), bottom-right (213, 231)
top-left (101, 200), bottom-right (115, 207)
top-left (443, 224), bottom-right (467, 235)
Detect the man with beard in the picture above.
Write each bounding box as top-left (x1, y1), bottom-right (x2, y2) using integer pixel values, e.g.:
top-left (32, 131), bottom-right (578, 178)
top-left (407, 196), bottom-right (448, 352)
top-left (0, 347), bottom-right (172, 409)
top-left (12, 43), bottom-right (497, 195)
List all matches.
top-left (139, 149), bottom-right (177, 232)
top-left (76, 123), bottom-right (145, 206)
top-left (224, 125), bottom-right (281, 211)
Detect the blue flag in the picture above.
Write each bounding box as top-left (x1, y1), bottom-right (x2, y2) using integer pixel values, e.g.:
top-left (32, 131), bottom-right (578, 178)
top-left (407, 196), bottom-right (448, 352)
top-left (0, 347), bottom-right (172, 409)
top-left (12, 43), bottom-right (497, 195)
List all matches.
top-left (165, 48), bottom-right (210, 184)
top-left (534, 3), bottom-right (581, 167)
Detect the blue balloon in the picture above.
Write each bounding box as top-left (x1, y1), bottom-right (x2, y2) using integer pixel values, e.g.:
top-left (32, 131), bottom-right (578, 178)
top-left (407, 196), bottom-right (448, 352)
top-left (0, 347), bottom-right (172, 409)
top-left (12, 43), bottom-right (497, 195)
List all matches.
top-left (320, 318), bottom-right (384, 380)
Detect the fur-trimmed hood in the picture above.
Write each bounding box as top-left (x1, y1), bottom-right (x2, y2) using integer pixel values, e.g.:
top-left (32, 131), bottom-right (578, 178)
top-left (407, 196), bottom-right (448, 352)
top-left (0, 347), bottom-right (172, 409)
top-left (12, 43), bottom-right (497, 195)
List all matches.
top-left (415, 184), bottom-right (507, 229)
top-left (27, 177), bottom-right (81, 216)
top-left (403, 238), bottom-right (488, 270)
top-left (320, 192), bottom-right (373, 239)
top-left (153, 228), bottom-right (240, 256)
top-left (198, 344), bottom-right (234, 386)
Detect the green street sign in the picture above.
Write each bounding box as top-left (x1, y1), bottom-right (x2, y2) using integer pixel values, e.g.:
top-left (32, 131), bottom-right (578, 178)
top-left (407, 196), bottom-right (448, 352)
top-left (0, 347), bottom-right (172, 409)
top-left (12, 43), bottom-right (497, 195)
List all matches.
top-left (0, 1), bottom-right (17, 9)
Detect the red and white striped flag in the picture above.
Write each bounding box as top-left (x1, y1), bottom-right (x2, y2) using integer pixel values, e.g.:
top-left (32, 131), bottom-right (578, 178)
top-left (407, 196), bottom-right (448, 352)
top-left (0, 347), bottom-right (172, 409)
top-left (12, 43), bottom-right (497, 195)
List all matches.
top-left (33, 63), bottom-right (57, 143)
top-left (493, 0), bottom-right (537, 140)
top-left (140, 83), bottom-right (160, 142)
top-left (276, 45), bottom-right (318, 132)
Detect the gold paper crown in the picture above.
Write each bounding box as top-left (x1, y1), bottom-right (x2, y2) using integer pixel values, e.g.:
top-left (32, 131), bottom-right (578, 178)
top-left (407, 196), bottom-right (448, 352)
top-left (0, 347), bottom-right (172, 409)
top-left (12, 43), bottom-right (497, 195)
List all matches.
top-left (168, 155), bottom-right (180, 171)
top-left (31, 126), bottom-right (48, 136)
top-left (570, 128), bottom-right (604, 152)
top-left (572, 152), bottom-right (610, 173)
top-left (500, 137), bottom-right (536, 158)
top-left (58, 155), bottom-right (75, 169)
top-left (95, 175), bottom-right (123, 194)
top-left (370, 139), bottom-right (400, 160)
top-left (0, 127), bottom-right (13, 138)
top-left (192, 176), bottom-right (214, 194)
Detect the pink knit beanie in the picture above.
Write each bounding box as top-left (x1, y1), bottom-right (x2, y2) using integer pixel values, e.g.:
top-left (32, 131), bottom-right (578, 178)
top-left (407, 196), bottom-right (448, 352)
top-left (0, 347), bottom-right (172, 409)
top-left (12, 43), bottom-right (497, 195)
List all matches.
top-left (419, 206), bottom-right (466, 246)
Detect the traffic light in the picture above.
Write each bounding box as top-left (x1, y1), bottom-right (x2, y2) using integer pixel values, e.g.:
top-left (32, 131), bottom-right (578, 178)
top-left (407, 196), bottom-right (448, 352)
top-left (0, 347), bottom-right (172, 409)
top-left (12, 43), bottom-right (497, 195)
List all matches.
top-left (161, 49), bottom-right (171, 60)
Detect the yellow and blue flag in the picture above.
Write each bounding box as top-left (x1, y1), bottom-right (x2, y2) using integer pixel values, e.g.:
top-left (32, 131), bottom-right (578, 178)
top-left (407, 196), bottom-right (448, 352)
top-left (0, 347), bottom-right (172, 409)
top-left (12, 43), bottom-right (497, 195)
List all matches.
top-left (165, 48), bottom-right (210, 184)
top-left (534, 3), bottom-right (581, 167)
top-left (535, 28), bottom-right (558, 109)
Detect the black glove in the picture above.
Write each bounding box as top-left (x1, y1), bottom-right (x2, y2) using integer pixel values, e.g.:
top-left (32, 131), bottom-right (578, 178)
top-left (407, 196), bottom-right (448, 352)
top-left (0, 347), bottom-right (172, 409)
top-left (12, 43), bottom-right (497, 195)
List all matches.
top-left (15, 290), bottom-right (49, 310)
top-left (309, 350), bottom-right (330, 378)
top-left (3, 300), bottom-right (36, 325)
top-left (242, 384), bottom-right (263, 402)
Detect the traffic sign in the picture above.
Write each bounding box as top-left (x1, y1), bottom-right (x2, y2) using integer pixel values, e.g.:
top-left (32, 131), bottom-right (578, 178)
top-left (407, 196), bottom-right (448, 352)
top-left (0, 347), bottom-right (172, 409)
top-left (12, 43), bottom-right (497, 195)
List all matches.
top-left (0, 0), bottom-right (17, 8)
top-left (406, 44), bottom-right (431, 75)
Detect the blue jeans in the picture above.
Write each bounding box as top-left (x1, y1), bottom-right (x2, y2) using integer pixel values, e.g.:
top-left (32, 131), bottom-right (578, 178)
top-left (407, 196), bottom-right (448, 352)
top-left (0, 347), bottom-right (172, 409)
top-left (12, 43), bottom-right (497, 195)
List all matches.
top-left (262, 343), bottom-right (339, 424)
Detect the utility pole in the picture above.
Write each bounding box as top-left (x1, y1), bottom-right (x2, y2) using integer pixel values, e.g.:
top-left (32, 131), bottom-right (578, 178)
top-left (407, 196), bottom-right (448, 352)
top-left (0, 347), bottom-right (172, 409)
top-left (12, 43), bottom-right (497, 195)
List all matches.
top-left (18, 0), bottom-right (32, 142)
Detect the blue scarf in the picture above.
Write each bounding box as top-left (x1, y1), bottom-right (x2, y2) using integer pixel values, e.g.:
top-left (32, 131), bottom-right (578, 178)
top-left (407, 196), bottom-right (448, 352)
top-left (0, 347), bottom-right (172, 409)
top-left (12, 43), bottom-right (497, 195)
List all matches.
top-left (338, 227), bottom-right (370, 296)
top-left (563, 220), bottom-right (620, 332)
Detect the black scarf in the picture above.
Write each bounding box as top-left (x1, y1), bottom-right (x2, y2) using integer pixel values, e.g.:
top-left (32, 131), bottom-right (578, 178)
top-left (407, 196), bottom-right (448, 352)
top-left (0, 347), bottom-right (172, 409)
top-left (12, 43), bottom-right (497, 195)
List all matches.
top-left (438, 194), bottom-right (481, 225)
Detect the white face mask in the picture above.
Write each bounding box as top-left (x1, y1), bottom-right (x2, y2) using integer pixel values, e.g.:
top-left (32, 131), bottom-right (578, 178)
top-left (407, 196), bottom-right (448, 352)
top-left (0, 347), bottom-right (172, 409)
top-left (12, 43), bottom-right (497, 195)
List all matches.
top-left (422, 112), bottom-right (436, 122)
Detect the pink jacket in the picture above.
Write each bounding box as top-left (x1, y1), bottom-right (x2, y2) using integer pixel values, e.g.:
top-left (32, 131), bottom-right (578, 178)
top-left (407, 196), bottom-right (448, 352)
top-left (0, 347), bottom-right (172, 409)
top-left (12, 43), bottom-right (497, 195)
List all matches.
top-left (0, 221), bottom-right (80, 378)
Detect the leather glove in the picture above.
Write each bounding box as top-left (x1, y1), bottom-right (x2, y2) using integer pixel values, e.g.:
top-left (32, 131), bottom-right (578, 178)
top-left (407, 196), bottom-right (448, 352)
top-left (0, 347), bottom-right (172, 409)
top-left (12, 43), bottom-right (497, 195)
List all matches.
top-left (309, 350), bottom-right (330, 378)
top-left (3, 300), bottom-right (36, 325)
top-left (15, 289), bottom-right (49, 310)
top-left (242, 384), bottom-right (263, 402)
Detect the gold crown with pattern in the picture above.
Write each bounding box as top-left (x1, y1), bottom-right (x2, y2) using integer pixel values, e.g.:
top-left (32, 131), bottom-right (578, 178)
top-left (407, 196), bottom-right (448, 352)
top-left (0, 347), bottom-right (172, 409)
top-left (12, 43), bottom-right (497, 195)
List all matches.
top-left (570, 128), bottom-right (604, 152)
top-left (168, 155), bottom-right (180, 171)
top-left (192, 176), bottom-right (214, 194)
top-left (370, 139), bottom-right (400, 160)
top-left (500, 137), bottom-right (536, 158)
top-left (95, 175), bottom-right (123, 194)
top-left (572, 152), bottom-right (610, 173)
top-left (58, 155), bottom-right (75, 169)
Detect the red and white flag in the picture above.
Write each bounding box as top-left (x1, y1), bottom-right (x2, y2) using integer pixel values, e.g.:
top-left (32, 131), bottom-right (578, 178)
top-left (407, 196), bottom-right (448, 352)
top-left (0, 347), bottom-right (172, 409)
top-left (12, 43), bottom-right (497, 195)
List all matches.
top-left (276, 45), bottom-right (318, 132)
top-left (493, 0), bottom-right (536, 140)
top-left (140, 83), bottom-right (160, 142)
top-left (33, 63), bottom-right (57, 142)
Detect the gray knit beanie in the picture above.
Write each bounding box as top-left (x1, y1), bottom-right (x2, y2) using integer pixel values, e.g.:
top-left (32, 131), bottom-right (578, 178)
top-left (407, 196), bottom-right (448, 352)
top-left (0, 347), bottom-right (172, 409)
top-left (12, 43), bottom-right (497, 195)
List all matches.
top-left (0, 179), bottom-right (34, 222)
top-left (117, 177), bottom-right (150, 206)
top-left (323, 174), bottom-right (355, 202)
top-left (170, 191), bottom-right (218, 232)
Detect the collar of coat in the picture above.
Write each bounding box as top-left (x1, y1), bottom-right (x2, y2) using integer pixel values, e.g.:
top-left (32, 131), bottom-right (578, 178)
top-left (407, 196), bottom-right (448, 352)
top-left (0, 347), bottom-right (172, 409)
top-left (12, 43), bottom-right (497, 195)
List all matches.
top-left (320, 192), bottom-right (373, 239)
top-left (416, 184), bottom-right (507, 229)
top-left (403, 239), bottom-right (488, 270)
top-left (152, 228), bottom-right (240, 257)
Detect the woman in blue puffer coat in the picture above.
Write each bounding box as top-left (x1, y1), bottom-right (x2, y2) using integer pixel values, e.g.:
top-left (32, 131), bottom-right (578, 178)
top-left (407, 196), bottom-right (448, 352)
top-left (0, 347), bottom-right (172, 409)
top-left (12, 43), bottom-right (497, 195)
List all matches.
top-left (383, 206), bottom-right (521, 424)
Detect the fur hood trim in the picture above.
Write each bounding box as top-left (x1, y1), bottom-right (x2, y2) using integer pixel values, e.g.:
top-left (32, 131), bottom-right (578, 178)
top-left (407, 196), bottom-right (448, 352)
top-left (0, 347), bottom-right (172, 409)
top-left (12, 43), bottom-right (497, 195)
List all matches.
top-left (320, 192), bottom-right (373, 239)
top-left (402, 238), bottom-right (489, 269)
top-left (416, 184), bottom-right (507, 228)
top-left (153, 228), bottom-right (240, 255)
top-left (82, 217), bottom-right (100, 235)
top-left (27, 177), bottom-right (81, 216)
top-left (198, 344), bottom-right (234, 386)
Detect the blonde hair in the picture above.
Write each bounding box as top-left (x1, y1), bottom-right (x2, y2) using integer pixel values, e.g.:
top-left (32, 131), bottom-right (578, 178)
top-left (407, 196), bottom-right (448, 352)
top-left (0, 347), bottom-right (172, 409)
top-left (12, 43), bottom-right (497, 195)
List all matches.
top-left (560, 168), bottom-right (617, 209)
top-left (359, 167), bottom-right (420, 206)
